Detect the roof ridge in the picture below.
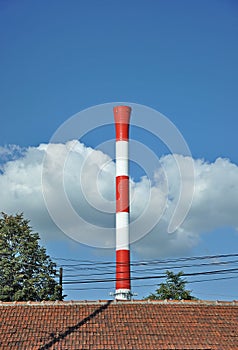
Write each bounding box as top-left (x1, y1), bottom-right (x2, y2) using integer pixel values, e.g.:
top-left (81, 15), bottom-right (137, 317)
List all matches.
top-left (0, 299), bottom-right (238, 306)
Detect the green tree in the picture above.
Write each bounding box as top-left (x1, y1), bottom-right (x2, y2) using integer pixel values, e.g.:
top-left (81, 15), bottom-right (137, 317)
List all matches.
top-left (0, 212), bottom-right (62, 301)
top-left (145, 270), bottom-right (196, 300)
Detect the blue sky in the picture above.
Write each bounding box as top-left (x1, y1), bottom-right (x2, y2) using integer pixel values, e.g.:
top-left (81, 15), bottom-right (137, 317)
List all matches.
top-left (0, 0), bottom-right (238, 301)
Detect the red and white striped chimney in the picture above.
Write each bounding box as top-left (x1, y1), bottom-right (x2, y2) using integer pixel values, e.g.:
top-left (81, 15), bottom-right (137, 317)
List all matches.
top-left (114, 105), bottom-right (131, 301)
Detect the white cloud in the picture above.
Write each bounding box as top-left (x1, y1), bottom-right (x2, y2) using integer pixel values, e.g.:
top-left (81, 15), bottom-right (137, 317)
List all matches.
top-left (0, 144), bottom-right (25, 167)
top-left (0, 141), bottom-right (238, 257)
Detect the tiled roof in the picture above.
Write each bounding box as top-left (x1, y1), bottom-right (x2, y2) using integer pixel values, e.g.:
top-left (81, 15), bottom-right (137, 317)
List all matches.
top-left (0, 300), bottom-right (238, 349)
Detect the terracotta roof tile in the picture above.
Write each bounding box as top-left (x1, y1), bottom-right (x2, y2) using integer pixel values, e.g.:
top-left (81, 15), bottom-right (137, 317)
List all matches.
top-left (0, 300), bottom-right (237, 349)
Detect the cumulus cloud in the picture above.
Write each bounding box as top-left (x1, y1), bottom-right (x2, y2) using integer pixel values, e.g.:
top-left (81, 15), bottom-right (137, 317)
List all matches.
top-left (0, 141), bottom-right (238, 257)
top-left (0, 144), bottom-right (25, 166)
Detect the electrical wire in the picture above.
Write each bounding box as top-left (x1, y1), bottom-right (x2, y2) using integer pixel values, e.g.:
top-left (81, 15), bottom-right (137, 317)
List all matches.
top-left (62, 267), bottom-right (238, 285)
top-left (62, 259), bottom-right (238, 278)
top-left (52, 252), bottom-right (238, 298)
top-left (53, 253), bottom-right (238, 267)
top-left (63, 274), bottom-right (238, 291)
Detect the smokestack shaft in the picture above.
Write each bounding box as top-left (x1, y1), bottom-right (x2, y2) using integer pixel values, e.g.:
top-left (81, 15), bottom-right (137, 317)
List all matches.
top-left (114, 106), bottom-right (131, 301)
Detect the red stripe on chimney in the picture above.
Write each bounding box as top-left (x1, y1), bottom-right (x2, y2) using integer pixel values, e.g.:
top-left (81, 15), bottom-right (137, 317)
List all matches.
top-left (116, 249), bottom-right (131, 290)
top-left (114, 106), bottom-right (131, 141)
top-left (116, 176), bottom-right (129, 213)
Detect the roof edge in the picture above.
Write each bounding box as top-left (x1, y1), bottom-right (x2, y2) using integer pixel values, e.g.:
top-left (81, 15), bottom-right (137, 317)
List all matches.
top-left (0, 299), bottom-right (238, 306)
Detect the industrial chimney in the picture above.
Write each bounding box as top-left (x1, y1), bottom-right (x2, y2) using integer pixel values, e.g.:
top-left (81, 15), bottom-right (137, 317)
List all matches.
top-left (114, 106), bottom-right (131, 301)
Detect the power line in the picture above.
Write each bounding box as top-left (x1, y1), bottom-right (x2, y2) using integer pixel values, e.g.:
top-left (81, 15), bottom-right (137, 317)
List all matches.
top-left (55, 252), bottom-right (238, 298)
top-left (62, 259), bottom-right (238, 278)
top-left (63, 274), bottom-right (238, 291)
top-left (53, 253), bottom-right (238, 267)
top-left (62, 267), bottom-right (238, 285)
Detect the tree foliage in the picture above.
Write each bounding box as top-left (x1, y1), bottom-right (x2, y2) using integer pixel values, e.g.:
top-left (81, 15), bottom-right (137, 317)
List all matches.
top-left (145, 270), bottom-right (196, 300)
top-left (0, 212), bottom-right (62, 301)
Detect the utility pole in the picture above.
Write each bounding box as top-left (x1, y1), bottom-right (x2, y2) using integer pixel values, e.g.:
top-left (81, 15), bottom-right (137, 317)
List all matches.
top-left (59, 267), bottom-right (63, 301)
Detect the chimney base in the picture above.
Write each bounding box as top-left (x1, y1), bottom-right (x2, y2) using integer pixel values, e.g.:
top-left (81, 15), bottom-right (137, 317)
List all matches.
top-left (115, 289), bottom-right (132, 301)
